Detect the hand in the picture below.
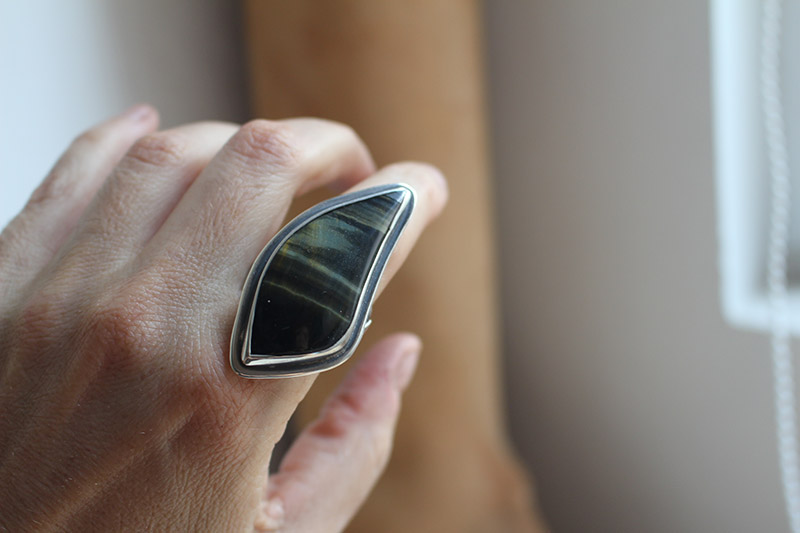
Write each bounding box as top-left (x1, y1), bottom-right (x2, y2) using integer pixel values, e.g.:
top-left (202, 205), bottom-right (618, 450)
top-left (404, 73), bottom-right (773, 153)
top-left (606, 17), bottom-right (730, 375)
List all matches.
top-left (0, 105), bottom-right (447, 531)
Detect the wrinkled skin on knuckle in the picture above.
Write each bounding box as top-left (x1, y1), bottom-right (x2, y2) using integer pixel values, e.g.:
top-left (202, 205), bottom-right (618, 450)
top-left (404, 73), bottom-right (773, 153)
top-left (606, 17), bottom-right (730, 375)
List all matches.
top-left (310, 399), bottom-right (395, 477)
top-left (28, 158), bottom-right (84, 208)
top-left (317, 384), bottom-right (395, 434)
top-left (73, 126), bottom-right (108, 148)
top-left (125, 131), bottom-right (188, 168)
top-left (311, 367), bottom-right (400, 472)
top-left (103, 265), bottom-right (256, 438)
top-left (187, 121), bottom-right (305, 249)
top-left (230, 120), bottom-right (302, 176)
top-left (27, 172), bottom-right (72, 207)
top-left (141, 365), bottom-right (269, 493)
top-left (171, 389), bottom-right (253, 462)
top-left (71, 193), bottom-right (134, 253)
top-left (81, 286), bottom-right (170, 375)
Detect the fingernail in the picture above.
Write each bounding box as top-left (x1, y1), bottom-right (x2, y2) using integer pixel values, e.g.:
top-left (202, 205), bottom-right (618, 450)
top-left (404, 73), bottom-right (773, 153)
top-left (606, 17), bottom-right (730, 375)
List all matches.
top-left (122, 104), bottom-right (154, 122)
top-left (393, 342), bottom-right (421, 391)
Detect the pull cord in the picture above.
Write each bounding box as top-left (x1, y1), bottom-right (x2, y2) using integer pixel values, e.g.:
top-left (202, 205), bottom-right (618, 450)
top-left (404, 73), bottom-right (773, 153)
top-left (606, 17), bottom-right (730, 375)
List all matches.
top-left (761, 0), bottom-right (800, 530)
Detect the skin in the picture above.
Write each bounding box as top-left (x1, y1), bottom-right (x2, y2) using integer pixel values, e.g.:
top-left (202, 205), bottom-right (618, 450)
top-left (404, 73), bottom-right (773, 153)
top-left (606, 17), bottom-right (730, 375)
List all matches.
top-left (0, 105), bottom-right (447, 532)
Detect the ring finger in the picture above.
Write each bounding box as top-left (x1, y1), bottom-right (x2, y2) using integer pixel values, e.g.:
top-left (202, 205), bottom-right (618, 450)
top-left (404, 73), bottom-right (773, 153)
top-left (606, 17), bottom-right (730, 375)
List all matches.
top-left (0, 105), bottom-right (158, 298)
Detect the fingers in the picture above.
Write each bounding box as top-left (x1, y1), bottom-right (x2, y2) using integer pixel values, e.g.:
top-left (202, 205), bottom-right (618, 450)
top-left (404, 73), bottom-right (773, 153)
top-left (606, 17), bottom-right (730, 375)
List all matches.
top-left (257, 334), bottom-right (421, 533)
top-left (62, 121), bottom-right (239, 273)
top-left (145, 118), bottom-right (376, 283)
top-left (0, 105), bottom-right (158, 291)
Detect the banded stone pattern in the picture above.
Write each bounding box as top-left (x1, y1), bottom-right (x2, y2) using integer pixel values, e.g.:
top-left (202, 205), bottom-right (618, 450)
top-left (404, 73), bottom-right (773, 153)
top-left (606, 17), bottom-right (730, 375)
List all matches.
top-left (250, 191), bottom-right (405, 356)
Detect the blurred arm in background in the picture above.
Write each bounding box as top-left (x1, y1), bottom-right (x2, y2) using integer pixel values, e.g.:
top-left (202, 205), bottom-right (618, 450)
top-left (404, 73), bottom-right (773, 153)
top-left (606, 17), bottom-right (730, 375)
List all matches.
top-left (244, 1), bottom-right (546, 531)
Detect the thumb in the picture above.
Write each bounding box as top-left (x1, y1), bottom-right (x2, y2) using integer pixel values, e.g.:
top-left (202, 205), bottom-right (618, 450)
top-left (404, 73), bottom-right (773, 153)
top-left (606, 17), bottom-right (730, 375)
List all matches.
top-left (255, 333), bottom-right (421, 532)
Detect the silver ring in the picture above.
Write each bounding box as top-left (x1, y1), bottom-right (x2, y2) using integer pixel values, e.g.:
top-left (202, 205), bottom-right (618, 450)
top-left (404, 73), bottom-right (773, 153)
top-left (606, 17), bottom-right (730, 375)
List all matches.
top-left (230, 183), bottom-right (416, 378)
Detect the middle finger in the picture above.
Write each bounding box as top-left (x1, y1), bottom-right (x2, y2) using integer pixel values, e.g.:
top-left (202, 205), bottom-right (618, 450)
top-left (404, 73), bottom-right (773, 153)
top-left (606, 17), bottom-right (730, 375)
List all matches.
top-left (142, 118), bottom-right (376, 291)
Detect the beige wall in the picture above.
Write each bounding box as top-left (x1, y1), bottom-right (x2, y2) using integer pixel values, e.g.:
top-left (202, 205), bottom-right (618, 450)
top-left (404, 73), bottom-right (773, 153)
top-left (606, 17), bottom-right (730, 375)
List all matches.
top-left (486, 1), bottom-right (785, 531)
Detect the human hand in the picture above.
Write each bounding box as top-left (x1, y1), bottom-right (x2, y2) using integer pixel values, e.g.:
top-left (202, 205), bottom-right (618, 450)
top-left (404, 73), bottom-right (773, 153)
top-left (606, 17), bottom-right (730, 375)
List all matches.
top-left (0, 105), bottom-right (447, 531)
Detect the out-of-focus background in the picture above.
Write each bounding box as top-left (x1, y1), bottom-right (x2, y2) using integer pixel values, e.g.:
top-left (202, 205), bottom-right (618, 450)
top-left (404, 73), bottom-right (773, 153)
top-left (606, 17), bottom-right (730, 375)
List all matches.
top-left (0, 1), bottom-right (789, 531)
top-left (488, 3), bottom-right (785, 532)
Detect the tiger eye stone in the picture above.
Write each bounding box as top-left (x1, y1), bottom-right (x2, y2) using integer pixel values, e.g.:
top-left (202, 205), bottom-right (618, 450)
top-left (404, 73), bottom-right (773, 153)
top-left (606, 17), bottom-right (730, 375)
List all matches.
top-left (249, 191), bottom-right (405, 356)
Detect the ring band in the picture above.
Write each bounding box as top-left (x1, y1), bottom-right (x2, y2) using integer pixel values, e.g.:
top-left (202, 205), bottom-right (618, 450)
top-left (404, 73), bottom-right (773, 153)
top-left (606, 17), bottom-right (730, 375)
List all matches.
top-left (230, 183), bottom-right (416, 378)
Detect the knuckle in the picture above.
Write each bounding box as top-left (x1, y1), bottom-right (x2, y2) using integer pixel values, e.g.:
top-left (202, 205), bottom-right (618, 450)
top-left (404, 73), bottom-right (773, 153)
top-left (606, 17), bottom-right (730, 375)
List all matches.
top-left (315, 383), bottom-right (399, 441)
top-left (29, 164), bottom-right (78, 206)
top-left (156, 362), bottom-right (258, 458)
top-left (85, 290), bottom-right (165, 366)
top-left (27, 177), bottom-right (63, 206)
top-left (230, 120), bottom-right (301, 171)
top-left (319, 391), bottom-right (395, 469)
top-left (177, 379), bottom-right (247, 440)
top-left (317, 394), bottom-right (363, 438)
top-left (126, 132), bottom-right (187, 167)
top-left (73, 126), bottom-right (107, 148)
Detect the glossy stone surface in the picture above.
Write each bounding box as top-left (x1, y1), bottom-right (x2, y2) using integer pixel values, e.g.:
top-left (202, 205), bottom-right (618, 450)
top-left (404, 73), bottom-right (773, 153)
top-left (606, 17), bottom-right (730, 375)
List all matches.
top-left (249, 191), bottom-right (405, 356)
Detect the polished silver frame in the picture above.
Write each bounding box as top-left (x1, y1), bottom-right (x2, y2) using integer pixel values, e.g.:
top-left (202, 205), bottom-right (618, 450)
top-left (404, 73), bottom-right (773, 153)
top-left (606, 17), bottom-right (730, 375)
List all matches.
top-left (230, 183), bottom-right (416, 378)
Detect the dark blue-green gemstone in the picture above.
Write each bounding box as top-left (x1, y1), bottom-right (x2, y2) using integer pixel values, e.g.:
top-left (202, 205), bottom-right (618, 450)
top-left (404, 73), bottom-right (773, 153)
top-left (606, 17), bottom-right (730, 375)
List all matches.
top-left (249, 191), bottom-right (404, 356)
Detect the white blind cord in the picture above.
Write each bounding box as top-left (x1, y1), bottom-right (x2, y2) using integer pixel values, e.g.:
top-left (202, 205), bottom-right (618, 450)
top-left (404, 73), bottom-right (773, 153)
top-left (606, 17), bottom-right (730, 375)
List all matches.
top-left (761, 0), bottom-right (800, 531)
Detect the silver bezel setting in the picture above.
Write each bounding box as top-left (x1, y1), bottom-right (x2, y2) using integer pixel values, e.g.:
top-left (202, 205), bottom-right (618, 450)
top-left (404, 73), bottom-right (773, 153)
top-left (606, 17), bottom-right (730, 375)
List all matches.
top-left (230, 183), bottom-right (416, 378)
